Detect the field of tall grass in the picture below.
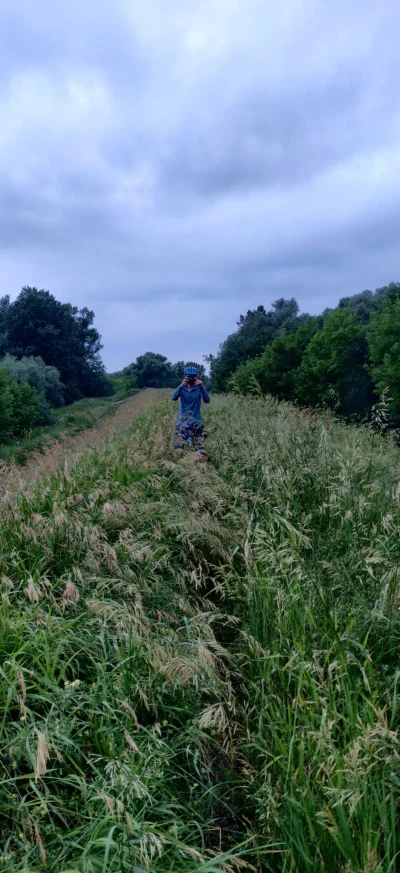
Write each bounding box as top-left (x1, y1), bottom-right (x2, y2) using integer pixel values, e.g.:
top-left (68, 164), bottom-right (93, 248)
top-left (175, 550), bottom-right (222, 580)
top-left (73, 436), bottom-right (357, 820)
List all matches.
top-left (0, 394), bottom-right (399, 872)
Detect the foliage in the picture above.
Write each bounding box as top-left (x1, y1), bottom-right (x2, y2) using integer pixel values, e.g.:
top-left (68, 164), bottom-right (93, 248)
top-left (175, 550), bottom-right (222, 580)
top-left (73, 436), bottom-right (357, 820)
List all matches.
top-left (1, 354), bottom-right (65, 425)
top-left (0, 395), bottom-right (398, 871)
top-left (107, 371), bottom-right (139, 400)
top-left (209, 298), bottom-right (299, 392)
top-left (2, 354), bottom-right (64, 406)
top-left (8, 380), bottom-right (41, 436)
top-left (367, 294), bottom-right (400, 422)
top-left (122, 352), bottom-right (172, 388)
top-left (231, 316), bottom-right (319, 398)
top-left (226, 284), bottom-right (400, 420)
top-left (339, 281), bottom-right (400, 323)
top-left (0, 365), bottom-right (40, 442)
top-left (295, 308), bottom-right (374, 416)
top-left (0, 287), bottom-right (108, 403)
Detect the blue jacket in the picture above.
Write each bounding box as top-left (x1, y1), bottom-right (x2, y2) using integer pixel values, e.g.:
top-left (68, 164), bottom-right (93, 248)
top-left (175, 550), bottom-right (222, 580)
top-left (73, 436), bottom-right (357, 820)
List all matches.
top-left (171, 383), bottom-right (211, 424)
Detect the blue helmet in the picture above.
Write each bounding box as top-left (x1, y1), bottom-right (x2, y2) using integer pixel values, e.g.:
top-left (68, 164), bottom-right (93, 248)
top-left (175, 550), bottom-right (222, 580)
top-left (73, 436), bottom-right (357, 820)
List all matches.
top-left (184, 366), bottom-right (198, 376)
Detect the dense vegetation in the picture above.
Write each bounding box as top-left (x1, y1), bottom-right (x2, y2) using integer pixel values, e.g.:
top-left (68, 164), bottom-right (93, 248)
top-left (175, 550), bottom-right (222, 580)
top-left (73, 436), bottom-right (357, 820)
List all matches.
top-left (209, 282), bottom-right (400, 423)
top-left (0, 394), bottom-right (398, 872)
top-left (0, 286), bottom-right (109, 407)
top-left (0, 287), bottom-right (116, 448)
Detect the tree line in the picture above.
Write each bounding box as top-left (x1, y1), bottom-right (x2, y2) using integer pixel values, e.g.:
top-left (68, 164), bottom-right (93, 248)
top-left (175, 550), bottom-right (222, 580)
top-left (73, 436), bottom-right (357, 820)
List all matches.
top-left (0, 286), bottom-right (109, 441)
top-left (112, 352), bottom-right (206, 391)
top-left (5, 279), bottom-right (399, 445)
top-left (207, 282), bottom-right (400, 423)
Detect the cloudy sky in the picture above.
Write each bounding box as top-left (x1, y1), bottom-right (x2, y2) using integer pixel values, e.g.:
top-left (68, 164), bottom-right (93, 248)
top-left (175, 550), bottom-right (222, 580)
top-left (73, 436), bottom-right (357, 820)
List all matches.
top-left (1, 0), bottom-right (399, 370)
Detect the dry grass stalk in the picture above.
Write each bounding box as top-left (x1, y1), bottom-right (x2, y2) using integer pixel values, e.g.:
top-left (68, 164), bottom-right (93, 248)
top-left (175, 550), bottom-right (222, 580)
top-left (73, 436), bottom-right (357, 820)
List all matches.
top-left (62, 580), bottom-right (80, 603)
top-left (34, 730), bottom-right (50, 782)
top-left (124, 730), bottom-right (140, 753)
top-left (17, 669), bottom-right (28, 721)
top-left (26, 579), bottom-right (41, 603)
top-left (34, 822), bottom-right (47, 865)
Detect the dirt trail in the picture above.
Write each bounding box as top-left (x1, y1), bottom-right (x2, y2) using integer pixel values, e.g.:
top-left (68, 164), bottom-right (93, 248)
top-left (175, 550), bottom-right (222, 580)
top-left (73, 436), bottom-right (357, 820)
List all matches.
top-left (0, 388), bottom-right (168, 493)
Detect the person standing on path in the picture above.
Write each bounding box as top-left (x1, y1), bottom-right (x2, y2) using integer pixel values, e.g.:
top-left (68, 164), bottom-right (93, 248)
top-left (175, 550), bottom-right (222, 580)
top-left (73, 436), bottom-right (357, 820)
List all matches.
top-left (171, 366), bottom-right (210, 451)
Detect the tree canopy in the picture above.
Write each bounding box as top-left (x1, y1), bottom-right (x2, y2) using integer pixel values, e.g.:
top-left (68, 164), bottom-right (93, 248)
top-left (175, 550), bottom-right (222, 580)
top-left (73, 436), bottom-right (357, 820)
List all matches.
top-left (231, 317), bottom-right (319, 398)
top-left (295, 309), bottom-right (373, 417)
top-left (0, 287), bottom-right (108, 402)
top-left (367, 295), bottom-right (400, 422)
top-left (217, 281), bottom-right (400, 424)
top-left (209, 299), bottom-right (299, 392)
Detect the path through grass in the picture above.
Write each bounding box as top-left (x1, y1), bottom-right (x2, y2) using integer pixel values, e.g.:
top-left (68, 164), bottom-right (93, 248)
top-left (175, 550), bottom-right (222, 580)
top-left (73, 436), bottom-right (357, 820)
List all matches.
top-left (0, 395), bottom-right (399, 872)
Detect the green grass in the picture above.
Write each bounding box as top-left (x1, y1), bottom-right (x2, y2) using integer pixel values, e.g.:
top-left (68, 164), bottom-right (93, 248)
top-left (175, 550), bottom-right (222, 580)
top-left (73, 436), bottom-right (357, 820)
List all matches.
top-left (0, 393), bottom-right (139, 466)
top-left (0, 395), bottom-right (399, 872)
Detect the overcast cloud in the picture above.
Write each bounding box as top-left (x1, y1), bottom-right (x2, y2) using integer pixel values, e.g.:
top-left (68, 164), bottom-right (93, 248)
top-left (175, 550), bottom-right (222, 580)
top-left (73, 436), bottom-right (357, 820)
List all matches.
top-left (0, 0), bottom-right (399, 370)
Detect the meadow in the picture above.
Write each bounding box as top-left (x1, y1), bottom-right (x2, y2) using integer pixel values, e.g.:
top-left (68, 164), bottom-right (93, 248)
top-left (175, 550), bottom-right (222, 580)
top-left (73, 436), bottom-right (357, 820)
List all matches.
top-left (0, 394), bottom-right (399, 872)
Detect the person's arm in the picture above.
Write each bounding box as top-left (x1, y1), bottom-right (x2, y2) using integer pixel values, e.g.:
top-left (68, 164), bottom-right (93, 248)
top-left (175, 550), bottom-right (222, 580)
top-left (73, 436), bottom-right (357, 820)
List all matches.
top-left (171, 385), bottom-right (183, 400)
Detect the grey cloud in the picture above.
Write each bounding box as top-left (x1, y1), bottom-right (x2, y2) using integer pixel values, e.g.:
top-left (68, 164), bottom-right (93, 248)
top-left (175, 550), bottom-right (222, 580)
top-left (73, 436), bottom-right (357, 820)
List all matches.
top-left (0, 1), bottom-right (145, 87)
top-left (1, 0), bottom-right (400, 369)
top-left (157, 73), bottom-right (367, 201)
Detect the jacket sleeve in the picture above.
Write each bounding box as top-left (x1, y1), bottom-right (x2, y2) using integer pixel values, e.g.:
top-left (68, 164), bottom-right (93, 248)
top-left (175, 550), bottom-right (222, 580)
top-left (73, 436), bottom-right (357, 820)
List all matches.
top-left (201, 386), bottom-right (211, 403)
top-left (171, 385), bottom-right (182, 400)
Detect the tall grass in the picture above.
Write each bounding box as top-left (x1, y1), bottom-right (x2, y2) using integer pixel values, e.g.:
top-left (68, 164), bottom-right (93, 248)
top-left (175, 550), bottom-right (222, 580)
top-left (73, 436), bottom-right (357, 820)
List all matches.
top-left (206, 396), bottom-right (400, 872)
top-left (0, 395), bottom-right (399, 871)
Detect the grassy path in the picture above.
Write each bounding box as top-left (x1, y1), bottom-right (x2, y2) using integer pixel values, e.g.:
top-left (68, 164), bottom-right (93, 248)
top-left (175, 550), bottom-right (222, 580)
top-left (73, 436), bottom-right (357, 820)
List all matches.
top-left (0, 394), bottom-right (399, 872)
top-left (0, 388), bottom-right (167, 493)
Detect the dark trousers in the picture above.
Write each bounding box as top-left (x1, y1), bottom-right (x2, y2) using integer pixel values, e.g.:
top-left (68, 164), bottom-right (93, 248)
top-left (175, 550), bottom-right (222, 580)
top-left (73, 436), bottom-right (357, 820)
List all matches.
top-left (174, 417), bottom-right (205, 451)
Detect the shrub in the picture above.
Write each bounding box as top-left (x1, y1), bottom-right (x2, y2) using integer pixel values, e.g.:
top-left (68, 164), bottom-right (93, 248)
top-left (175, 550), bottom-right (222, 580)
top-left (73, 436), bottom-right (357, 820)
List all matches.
top-left (9, 380), bottom-right (40, 436)
top-left (0, 365), bottom-right (40, 442)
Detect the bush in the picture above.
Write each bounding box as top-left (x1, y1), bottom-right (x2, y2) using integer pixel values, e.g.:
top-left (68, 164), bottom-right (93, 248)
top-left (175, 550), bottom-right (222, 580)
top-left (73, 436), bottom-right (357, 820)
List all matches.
top-left (107, 371), bottom-right (139, 399)
top-left (1, 354), bottom-right (65, 425)
top-left (9, 380), bottom-right (40, 436)
top-left (0, 365), bottom-right (40, 442)
top-left (1, 354), bottom-right (64, 404)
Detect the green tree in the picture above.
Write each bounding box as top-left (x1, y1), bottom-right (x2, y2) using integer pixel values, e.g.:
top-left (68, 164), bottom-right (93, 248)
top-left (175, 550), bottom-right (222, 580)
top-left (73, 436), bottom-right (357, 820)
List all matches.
top-left (213, 280), bottom-right (400, 418)
top-left (338, 282), bottom-right (400, 324)
top-left (210, 298), bottom-right (300, 391)
top-left (0, 287), bottom-right (107, 402)
top-left (367, 294), bottom-right (400, 421)
top-left (295, 308), bottom-right (373, 416)
top-left (232, 317), bottom-right (319, 398)
top-left (123, 352), bottom-right (172, 388)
